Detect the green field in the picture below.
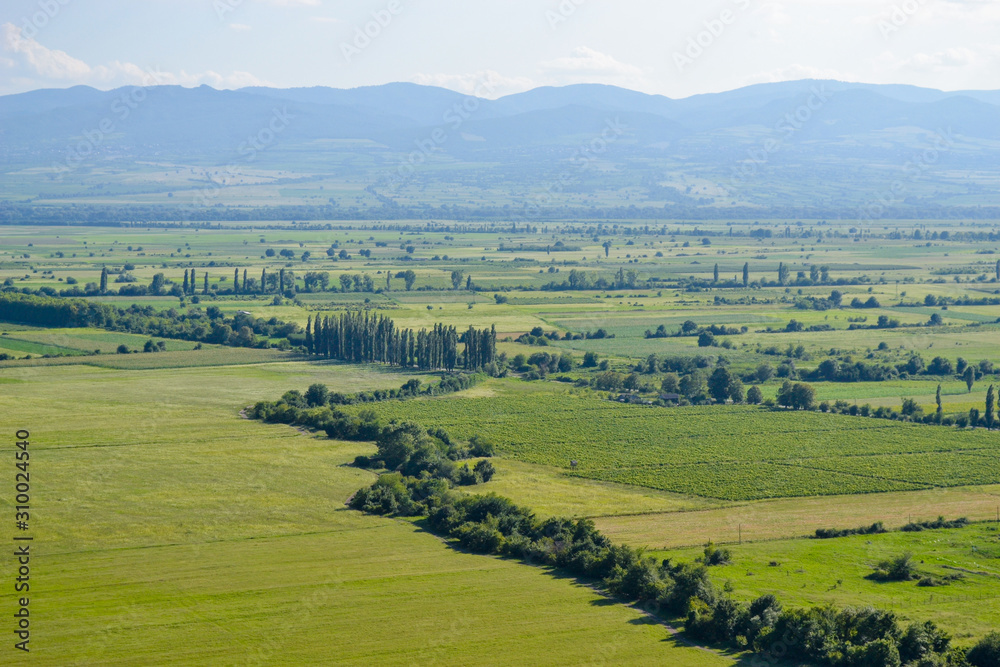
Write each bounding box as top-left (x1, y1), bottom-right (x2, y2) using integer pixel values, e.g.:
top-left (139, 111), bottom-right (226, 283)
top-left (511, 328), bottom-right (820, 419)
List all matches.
top-left (6, 218), bottom-right (1000, 663)
top-left (354, 380), bottom-right (1000, 501)
top-left (0, 356), bottom-right (732, 666)
top-left (658, 523), bottom-right (1000, 643)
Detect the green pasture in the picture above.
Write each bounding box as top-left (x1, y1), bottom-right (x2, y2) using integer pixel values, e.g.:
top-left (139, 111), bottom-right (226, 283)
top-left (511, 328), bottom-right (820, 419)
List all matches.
top-left (357, 379), bottom-right (1000, 501)
top-left (658, 523), bottom-right (1000, 644)
top-left (0, 357), bottom-right (729, 666)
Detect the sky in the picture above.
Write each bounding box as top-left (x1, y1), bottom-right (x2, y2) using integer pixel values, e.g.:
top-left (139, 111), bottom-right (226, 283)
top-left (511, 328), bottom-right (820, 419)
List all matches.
top-left (0, 0), bottom-right (998, 98)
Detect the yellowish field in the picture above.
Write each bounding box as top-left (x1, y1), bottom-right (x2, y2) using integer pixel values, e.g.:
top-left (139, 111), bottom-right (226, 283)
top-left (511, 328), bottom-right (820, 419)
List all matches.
top-left (594, 484), bottom-right (1000, 549)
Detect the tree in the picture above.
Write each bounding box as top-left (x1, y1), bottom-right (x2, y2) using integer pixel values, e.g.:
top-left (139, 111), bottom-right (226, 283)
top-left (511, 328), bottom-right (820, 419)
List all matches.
top-left (727, 377), bottom-right (745, 404)
top-left (305, 383), bottom-right (329, 407)
top-left (203, 272), bottom-right (209, 295)
top-left (970, 407), bottom-right (981, 428)
top-left (777, 262), bottom-right (789, 285)
top-left (928, 356), bottom-right (953, 376)
top-left (899, 621), bottom-right (952, 665)
top-left (473, 459), bottom-right (496, 483)
top-left (713, 264), bottom-right (719, 283)
top-left (602, 240), bottom-right (612, 258)
top-left (557, 353), bottom-right (574, 372)
top-left (100, 267), bottom-right (108, 293)
top-left (582, 352), bottom-right (599, 368)
top-left (150, 273), bottom-right (165, 295)
top-left (746, 385), bottom-right (763, 405)
top-left (116, 344), bottom-right (130, 354)
top-left (966, 366), bottom-right (976, 392)
top-left (901, 398), bottom-right (922, 418)
top-left (708, 367), bottom-right (734, 402)
top-left (829, 290), bottom-right (842, 307)
top-left (182, 270), bottom-right (189, 295)
top-left (935, 384), bottom-right (943, 423)
top-left (755, 363), bottom-right (774, 383)
top-left (234, 268), bottom-right (240, 293)
top-left (679, 372), bottom-right (705, 399)
top-left (777, 381), bottom-right (815, 410)
top-left (451, 270), bottom-right (464, 290)
top-left (987, 384), bottom-right (996, 429)
top-left (661, 373), bottom-right (680, 393)
top-left (697, 331), bottom-right (715, 348)
top-left (261, 268), bottom-right (267, 294)
top-left (967, 632), bottom-right (1000, 667)
top-left (402, 270), bottom-right (417, 291)
top-left (742, 262), bottom-right (749, 287)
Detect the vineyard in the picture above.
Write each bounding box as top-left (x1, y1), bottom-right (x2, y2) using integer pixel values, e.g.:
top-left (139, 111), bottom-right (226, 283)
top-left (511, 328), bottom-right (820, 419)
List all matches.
top-left (358, 380), bottom-right (1000, 501)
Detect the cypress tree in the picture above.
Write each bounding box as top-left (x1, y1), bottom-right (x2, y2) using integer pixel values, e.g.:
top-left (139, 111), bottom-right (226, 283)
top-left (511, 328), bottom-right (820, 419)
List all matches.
top-left (100, 267), bottom-right (109, 293)
top-left (243, 270), bottom-right (248, 293)
top-left (935, 384), bottom-right (943, 423)
top-left (261, 268), bottom-right (267, 294)
top-left (987, 385), bottom-right (996, 430)
top-left (713, 264), bottom-right (719, 283)
top-left (183, 270), bottom-right (189, 295)
top-left (305, 315), bottom-right (313, 354)
top-left (234, 269), bottom-right (240, 294)
top-left (279, 268), bottom-right (286, 293)
top-left (742, 263), bottom-right (749, 287)
top-left (203, 272), bottom-right (209, 295)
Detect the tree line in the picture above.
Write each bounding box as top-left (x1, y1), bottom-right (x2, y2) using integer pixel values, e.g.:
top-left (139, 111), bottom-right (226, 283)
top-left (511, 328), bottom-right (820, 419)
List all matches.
top-left (304, 311), bottom-right (496, 372)
top-left (328, 416), bottom-right (990, 666)
top-left (245, 383), bottom-right (1000, 665)
top-left (0, 292), bottom-right (297, 349)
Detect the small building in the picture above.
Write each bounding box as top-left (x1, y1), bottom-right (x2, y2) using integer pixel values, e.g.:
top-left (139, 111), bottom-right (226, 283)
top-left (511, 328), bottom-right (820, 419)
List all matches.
top-left (660, 393), bottom-right (681, 403)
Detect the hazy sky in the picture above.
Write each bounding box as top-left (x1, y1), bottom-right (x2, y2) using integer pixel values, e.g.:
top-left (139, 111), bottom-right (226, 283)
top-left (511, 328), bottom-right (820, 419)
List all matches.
top-left (1, 0), bottom-right (997, 98)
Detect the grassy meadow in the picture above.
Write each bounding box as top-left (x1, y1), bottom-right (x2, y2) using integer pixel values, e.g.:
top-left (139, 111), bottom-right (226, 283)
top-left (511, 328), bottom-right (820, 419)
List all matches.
top-left (4, 219), bottom-right (1000, 662)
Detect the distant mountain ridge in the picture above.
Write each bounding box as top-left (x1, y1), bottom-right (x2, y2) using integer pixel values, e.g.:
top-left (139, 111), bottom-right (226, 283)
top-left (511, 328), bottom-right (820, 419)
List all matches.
top-left (2, 79), bottom-right (998, 215)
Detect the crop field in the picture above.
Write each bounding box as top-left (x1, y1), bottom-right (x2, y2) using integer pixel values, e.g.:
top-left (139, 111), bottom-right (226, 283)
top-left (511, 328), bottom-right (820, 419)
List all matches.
top-left (6, 218), bottom-right (1000, 662)
top-left (592, 484), bottom-right (1000, 548)
top-left (0, 356), bottom-right (727, 666)
top-left (357, 380), bottom-right (1000, 500)
top-left (657, 523), bottom-right (1000, 643)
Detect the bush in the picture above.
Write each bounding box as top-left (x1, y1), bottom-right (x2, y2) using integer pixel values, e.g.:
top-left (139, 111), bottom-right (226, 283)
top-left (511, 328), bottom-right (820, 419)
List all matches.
top-left (473, 459), bottom-right (496, 483)
top-left (967, 632), bottom-right (1000, 667)
top-left (872, 553), bottom-right (915, 581)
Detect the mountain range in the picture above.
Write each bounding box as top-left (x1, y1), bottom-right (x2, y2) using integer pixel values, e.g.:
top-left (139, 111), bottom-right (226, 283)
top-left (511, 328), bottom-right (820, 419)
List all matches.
top-left (1, 79), bottom-right (998, 214)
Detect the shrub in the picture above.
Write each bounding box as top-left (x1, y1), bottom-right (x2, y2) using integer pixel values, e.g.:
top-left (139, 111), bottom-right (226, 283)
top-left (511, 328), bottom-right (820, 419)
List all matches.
top-left (872, 553), bottom-right (915, 581)
top-left (967, 632), bottom-right (1000, 667)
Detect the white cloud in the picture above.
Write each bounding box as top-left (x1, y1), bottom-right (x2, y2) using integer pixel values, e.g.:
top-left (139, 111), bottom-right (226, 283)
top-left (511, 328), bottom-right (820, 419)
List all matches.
top-left (741, 64), bottom-right (856, 86)
top-left (0, 23), bottom-right (270, 92)
top-left (229, 23), bottom-right (252, 32)
top-left (2, 22), bottom-right (90, 80)
top-left (537, 47), bottom-right (650, 90)
top-left (410, 70), bottom-right (536, 99)
top-left (885, 48), bottom-right (979, 74)
top-left (540, 47), bottom-right (642, 78)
